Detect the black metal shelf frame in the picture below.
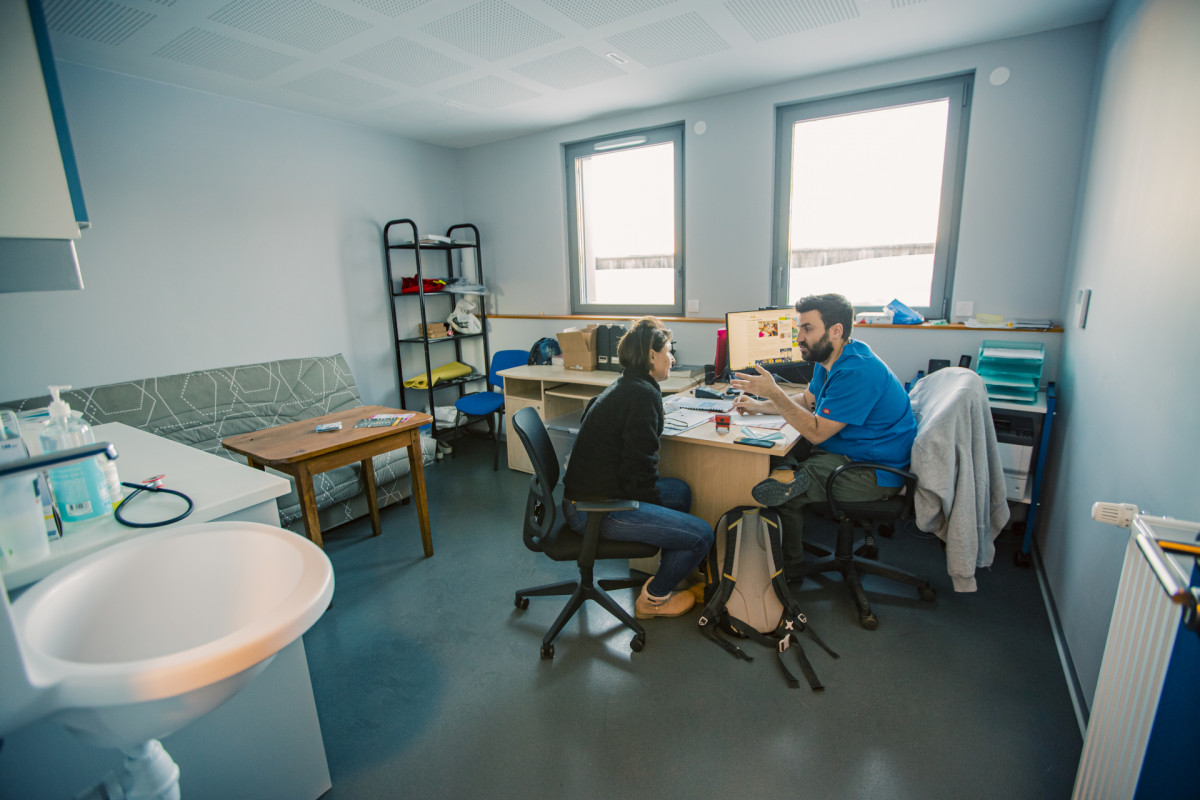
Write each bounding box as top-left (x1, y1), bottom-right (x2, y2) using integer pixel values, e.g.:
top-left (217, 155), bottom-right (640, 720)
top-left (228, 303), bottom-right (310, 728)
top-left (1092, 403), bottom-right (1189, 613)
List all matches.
top-left (383, 219), bottom-right (491, 439)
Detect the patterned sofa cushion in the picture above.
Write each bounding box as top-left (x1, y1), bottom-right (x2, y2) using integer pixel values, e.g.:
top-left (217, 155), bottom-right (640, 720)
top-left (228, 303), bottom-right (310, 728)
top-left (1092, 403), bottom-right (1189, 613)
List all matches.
top-left (4, 354), bottom-right (423, 529)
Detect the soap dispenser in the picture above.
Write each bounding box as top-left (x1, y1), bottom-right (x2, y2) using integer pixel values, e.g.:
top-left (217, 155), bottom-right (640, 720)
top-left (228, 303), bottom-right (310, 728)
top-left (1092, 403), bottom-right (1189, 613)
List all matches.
top-left (38, 386), bottom-right (112, 523)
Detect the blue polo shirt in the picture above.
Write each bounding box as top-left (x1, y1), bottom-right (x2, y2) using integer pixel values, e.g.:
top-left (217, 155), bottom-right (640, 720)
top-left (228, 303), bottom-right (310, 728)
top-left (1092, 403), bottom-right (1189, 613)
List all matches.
top-left (807, 339), bottom-right (916, 487)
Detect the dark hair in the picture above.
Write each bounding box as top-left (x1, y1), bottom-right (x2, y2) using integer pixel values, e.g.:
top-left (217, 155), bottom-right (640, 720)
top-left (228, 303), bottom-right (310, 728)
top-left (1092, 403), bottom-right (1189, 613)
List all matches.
top-left (796, 293), bottom-right (854, 340)
top-left (617, 317), bottom-right (672, 373)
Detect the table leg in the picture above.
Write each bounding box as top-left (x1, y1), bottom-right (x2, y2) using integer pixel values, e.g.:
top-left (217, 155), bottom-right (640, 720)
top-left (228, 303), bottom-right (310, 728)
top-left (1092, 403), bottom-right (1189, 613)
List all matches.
top-left (407, 436), bottom-right (433, 557)
top-left (294, 464), bottom-right (324, 549)
top-left (361, 457), bottom-right (382, 537)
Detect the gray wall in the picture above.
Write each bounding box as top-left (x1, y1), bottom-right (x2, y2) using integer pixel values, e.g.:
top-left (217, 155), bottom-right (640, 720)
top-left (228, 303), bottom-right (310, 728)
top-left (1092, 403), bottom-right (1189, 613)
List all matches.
top-left (0, 63), bottom-right (463, 407)
top-left (459, 23), bottom-right (1098, 382)
top-left (1040, 0), bottom-right (1200, 710)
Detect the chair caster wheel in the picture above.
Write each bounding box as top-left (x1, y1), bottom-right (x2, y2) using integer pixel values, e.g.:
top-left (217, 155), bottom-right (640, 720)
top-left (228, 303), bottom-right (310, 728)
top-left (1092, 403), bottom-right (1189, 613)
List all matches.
top-left (630, 635), bottom-right (645, 653)
top-left (540, 643), bottom-right (555, 659)
top-left (515, 595), bottom-right (529, 610)
top-left (919, 587), bottom-right (936, 602)
top-left (860, 613), bottom-right (879, 631)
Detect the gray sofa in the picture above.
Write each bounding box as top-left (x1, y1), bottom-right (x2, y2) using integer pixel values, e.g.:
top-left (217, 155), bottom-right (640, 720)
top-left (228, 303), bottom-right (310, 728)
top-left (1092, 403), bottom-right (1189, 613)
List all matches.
top-left (4, 354), bottom-right (435, 535)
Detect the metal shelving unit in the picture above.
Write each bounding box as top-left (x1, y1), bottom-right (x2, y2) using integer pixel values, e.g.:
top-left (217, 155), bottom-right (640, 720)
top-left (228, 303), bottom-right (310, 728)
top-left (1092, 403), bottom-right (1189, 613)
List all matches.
top-left (383, 219), bottom-right (490, 439)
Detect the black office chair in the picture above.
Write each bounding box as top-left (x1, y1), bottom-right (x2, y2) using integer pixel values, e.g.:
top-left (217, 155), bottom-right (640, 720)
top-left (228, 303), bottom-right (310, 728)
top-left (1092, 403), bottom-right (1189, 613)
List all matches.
top-left (510, 407), bottom-right (659, 659)
top-left (797, 463), bottom-right (936, 630)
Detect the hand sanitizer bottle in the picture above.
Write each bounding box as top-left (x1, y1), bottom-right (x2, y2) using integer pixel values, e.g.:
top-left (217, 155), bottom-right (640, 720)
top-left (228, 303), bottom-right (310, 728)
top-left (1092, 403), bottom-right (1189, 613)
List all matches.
top-left (38, 386), bottom-right (112, 523)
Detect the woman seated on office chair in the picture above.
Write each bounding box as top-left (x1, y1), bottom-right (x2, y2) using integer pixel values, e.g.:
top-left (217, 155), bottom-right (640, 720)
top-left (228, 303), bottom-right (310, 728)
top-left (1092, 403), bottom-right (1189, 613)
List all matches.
top-left (562, 317), bottom-right (713, 619)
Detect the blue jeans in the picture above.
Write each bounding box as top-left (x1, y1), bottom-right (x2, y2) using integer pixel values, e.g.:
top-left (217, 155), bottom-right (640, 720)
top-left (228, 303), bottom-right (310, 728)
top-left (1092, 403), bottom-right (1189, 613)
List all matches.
top-left (563, 477), bottom-right (714, 597)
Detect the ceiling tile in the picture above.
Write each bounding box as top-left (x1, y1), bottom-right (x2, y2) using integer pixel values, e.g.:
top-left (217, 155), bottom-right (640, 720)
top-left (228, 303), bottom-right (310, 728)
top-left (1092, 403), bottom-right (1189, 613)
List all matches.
top-left (438, 74), bottom-right (541, 107)
top-left (605, 11), bottom-right (730, 67)
top-left (344, 35), bottom-right (473, 86)
top-left (153, 27), bottom-right (299, 80)
top-left (421, 0), bottom-right (564, 61)
top-left (511, 46), bottom-right (625, 90)
top-left (725, 0), bottom-right (860, 41)
top-left (209, 0), bottom-right (373, 53)
top-left (541, 0), bottom-right (680, 29)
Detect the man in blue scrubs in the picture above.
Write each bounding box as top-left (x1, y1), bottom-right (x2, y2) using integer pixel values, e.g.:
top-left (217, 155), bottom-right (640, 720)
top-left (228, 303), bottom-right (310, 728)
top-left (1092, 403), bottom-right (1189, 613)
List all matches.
top-left (730, 294), bottom-right (916, 579)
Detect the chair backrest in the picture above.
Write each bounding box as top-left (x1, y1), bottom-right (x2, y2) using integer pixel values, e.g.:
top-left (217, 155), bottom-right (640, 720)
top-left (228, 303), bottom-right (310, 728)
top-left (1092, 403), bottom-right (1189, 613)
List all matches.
top-left (511, 407), bottom-right (561, 552)
top-left (489, 349), bottom-right (529, 392)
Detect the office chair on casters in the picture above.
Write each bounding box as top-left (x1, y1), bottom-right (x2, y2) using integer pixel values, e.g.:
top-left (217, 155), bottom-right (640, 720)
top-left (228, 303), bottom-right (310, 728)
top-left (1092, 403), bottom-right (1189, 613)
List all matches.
top-left (510, 407), bottom-right (658, 659)
top-left (797, 463), bottom-right (936, 631)
top-left (452, 349), bottom-right (528, 470)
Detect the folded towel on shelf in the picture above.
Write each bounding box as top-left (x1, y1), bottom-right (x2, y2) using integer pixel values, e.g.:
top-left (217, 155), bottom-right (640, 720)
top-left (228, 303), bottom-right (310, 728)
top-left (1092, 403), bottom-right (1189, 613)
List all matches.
top-left (403, 361), bottom-right (473, 389)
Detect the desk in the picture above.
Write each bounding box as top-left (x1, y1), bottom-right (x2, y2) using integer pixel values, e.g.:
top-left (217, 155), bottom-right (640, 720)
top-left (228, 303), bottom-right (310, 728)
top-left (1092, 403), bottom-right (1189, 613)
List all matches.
top-left (222, 405), bottom-right (434, 554)
top-left (2, 423), bottom-right (288, 591)
top-left (504, 367), bottom-right (803, 527)
top-left (498, 365), bottom-right (701, 473)
top-left (990, 385), bottom-right (1057, 567)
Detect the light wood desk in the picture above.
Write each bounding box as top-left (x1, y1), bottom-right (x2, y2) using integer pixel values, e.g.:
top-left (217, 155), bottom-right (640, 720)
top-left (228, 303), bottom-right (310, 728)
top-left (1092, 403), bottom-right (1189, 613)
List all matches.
top-left (499, 365), bottom-right (802, 527)
top-left (498, 365), bottom-right (701, 473)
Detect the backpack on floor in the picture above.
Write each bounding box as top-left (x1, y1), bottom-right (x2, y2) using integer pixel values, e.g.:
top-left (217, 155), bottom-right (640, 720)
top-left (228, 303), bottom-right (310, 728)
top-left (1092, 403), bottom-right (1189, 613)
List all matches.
top-left (698, 506), bottom-right (838, 690)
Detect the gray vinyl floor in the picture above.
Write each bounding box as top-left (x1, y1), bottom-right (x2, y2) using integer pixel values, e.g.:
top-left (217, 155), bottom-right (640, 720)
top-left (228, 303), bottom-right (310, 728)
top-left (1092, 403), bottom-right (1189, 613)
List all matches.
top-left (306, 434), bottom-right (1082, 800)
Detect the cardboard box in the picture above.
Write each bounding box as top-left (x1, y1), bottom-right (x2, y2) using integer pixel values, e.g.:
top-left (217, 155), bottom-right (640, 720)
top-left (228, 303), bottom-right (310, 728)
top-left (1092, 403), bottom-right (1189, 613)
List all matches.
top-left (557, 325), bottom-right (598, 371)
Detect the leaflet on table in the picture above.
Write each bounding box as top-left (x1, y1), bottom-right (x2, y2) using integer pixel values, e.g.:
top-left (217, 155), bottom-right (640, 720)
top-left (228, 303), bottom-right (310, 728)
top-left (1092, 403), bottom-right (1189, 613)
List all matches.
top-left (663, 408), bottom-right (712, 432)
top-left (735, 413), bottom-right (788, 430)
top-left (354, 413), bottom-right (416, 428)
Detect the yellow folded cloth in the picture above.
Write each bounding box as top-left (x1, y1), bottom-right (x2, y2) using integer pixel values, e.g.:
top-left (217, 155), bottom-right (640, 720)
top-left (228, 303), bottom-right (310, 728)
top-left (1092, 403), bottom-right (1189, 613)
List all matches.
top-left (403, 361), bottom-right (473, 389)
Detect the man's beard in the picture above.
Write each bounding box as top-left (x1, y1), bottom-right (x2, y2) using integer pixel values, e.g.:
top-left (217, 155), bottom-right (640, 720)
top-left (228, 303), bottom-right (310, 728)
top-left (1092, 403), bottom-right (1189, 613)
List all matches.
top-left (801, 332), bottom-right (834, 363)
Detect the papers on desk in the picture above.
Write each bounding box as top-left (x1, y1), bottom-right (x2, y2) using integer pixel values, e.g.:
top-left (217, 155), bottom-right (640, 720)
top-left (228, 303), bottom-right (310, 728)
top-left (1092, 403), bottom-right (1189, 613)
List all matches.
top-left (736, 413), bottom-right (788, 431)
top-left (663, 408), bottom-right (713, 433)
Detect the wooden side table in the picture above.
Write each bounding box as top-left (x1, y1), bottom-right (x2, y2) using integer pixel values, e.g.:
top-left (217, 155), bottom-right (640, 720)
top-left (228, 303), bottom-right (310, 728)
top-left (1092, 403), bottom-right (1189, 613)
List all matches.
top-left (222, 405), bottom-right (433, 553)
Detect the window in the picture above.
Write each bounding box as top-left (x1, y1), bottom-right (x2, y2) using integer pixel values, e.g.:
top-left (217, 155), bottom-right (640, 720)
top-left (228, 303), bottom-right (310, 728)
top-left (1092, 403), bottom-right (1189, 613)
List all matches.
top-left (565, 123), bottom-right (684, 316)
top-left (772, 75), bottom-right (973, 319)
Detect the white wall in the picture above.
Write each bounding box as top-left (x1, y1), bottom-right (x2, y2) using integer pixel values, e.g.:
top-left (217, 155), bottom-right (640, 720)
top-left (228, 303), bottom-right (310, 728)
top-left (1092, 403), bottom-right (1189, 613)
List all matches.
top-left (0, 63), bottom-right (463, 407)
top-left (1040, 0), bottom-right (1200, 711)
top-left (460, 23), bottom-right (1099, 372)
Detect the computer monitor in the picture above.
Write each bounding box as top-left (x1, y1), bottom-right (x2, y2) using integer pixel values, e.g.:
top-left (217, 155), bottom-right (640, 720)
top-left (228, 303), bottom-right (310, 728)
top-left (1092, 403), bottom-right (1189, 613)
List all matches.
top-left (724, 307), bottom-right (814, 383)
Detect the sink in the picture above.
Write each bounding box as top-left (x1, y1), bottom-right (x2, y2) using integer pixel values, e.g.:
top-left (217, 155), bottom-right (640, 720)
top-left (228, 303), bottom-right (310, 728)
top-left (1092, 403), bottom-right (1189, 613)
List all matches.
top-left (1, 521), bottom-right (334, 750)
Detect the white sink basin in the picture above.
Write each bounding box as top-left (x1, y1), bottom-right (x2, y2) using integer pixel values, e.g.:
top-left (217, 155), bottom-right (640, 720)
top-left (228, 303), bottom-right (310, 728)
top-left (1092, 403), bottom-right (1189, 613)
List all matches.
top-left (3, 521), bottom-right (334, 749)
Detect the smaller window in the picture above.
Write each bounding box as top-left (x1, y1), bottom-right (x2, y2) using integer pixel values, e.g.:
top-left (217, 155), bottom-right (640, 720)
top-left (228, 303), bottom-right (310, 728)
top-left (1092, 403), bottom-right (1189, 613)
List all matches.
top-left (565, 124), bottom-right (684, 316)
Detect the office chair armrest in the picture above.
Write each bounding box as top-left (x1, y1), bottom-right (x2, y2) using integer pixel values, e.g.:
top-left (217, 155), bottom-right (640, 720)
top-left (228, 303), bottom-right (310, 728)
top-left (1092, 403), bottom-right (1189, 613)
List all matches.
top-left (824, 462), bottom-right (918, 520)
top-left (575, 500), bottom-right (639, 569)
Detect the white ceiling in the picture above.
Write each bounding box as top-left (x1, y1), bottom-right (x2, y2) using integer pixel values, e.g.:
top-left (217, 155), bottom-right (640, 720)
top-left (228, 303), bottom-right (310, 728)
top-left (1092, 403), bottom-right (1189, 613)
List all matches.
top-left (42, 0), bottom-right (1112, 149)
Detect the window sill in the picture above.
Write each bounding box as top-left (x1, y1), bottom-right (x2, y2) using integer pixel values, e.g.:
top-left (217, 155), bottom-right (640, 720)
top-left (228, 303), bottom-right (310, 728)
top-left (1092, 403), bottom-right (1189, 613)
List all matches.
top-left (489, 313), bottom-right (1062, 332)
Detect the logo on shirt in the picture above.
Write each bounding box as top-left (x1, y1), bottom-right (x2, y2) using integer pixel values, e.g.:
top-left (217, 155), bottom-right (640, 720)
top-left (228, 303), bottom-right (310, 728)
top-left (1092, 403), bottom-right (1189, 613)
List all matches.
top-left (822, 408), bottom-right (831, 415)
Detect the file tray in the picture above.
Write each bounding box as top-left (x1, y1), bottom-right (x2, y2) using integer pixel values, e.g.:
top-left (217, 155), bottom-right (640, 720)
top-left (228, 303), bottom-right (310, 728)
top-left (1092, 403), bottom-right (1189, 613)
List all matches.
top-left (977, 340), bottom-right (1044, 404)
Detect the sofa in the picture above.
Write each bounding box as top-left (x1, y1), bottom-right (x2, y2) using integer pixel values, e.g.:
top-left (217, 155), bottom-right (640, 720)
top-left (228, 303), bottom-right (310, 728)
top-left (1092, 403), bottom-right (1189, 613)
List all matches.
top-left (3, 354), bottom-right (436, 535)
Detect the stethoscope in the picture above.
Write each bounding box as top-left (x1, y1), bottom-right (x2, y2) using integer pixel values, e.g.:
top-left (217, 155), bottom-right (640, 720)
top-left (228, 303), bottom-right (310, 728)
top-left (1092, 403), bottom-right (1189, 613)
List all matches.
top-left (113, 474), bottom-right (194, 528)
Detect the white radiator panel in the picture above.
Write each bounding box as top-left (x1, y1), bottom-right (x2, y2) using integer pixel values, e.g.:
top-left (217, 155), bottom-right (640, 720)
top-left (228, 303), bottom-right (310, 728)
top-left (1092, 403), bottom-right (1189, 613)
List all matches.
top-left (1072, 534), bottom-right (1179, 799)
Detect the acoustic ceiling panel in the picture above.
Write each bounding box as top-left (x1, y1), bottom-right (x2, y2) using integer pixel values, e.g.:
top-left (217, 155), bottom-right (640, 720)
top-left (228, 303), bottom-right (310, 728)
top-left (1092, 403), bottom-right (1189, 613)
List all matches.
top-left (283, 68), bottom-right (398, 106)
top-left (891, 0), bottom-right (929, 7)
top-left (725, 0), bottom-right (860, 41)
top-left (421, 0), bottom-right (563, 61)
top-left (605, 11), bottom-right (730, 68)
top-left (511, 46), bottom-right (625, 90)
top-left (438, 75), bottom-right (540, 108)
top-left (153, 27), bottom-right (299, 80)
top-left (43, 0), bottom-right (156, 46)
top-left (541, 0), bottom-right (679, 29)
top-left (381, 98), bottom-right (472, 123)
top-left (351, 0), bottom-right (432, 16)
top-left (344, 36), bottom-right (472, 86)
top-left (209, 0), bottom-right (373, 53)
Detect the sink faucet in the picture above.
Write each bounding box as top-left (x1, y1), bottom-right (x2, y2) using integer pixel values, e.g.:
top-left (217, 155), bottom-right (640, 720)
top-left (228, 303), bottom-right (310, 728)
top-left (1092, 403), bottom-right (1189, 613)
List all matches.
top-left (0, 442), bottom-right (119, 481)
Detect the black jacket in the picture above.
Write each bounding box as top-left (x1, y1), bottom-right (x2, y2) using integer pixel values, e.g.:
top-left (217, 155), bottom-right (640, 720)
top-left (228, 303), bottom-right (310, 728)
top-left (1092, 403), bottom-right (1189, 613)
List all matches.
top-left (562, 370), bottom-right (663, 504)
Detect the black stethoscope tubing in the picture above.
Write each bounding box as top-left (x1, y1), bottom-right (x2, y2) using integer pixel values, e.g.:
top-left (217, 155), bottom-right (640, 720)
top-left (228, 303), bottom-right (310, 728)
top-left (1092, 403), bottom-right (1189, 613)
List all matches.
top-left (113, 480), bottom-right (194, 528)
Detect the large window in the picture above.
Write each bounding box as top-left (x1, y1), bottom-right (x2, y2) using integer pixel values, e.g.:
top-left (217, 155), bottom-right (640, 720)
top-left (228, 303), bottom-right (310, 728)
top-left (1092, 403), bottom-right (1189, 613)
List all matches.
top-left (565, 123), bottom-right (684, 316)
top-left (772, 75), bottom-right (973, 319)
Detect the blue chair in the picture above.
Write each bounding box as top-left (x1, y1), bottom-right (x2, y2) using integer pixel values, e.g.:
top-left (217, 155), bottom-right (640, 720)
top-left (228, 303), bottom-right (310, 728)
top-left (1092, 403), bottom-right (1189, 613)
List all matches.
top-left (453, 349), bottom-right (529, 470)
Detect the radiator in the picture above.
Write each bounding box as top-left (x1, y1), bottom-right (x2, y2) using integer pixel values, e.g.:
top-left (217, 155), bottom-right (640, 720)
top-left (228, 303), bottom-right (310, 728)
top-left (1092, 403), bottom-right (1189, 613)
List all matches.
top-left (1072, 514), bottom-right (1200, 800)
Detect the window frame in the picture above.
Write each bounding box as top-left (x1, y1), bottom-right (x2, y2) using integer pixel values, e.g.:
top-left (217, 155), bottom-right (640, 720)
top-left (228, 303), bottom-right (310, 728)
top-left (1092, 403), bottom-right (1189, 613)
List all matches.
top-left (771, 74), bottom-right (974, 319)
top-left (564, 122), bottom-right (685, 316)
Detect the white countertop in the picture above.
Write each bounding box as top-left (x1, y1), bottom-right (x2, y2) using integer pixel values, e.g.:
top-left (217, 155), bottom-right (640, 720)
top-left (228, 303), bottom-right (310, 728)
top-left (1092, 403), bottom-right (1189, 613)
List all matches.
top-left (2, 422), bottom-right (290, 590)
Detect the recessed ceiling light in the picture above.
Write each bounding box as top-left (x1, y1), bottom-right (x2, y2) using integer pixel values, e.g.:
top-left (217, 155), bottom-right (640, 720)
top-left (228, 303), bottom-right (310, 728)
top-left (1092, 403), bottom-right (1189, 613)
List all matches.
top-left (605, 52), bottom-right (628, 65)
